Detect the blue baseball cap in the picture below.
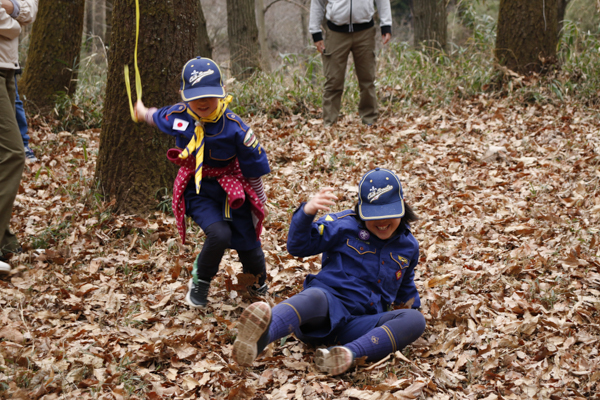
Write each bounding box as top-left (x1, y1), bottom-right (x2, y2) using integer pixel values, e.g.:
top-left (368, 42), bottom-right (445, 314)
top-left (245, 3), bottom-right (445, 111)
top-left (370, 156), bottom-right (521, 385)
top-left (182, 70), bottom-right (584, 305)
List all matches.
top-left (180, 57), bottom-right (225, 101)
top-left (358, 168), bottom-right (405, 220)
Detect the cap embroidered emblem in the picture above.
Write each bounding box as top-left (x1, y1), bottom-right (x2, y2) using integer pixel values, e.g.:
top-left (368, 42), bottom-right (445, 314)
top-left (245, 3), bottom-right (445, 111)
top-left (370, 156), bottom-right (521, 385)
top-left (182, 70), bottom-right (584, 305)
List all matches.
top-left (359, 229), bottom-right (370, 241)
top-left (368, 185), bottom-right (393, 202)
top-left (190, 69), bottom-right (214, 86)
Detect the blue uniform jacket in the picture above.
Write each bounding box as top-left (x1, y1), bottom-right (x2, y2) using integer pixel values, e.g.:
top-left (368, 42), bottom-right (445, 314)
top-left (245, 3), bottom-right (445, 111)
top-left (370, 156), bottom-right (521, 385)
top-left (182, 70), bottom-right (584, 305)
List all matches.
top-left (287, 206), bottom-right (421, 317)
top-left (152, 103), bottom-right (270, 177)
top-left (152, 103), bottom-right (270, 250)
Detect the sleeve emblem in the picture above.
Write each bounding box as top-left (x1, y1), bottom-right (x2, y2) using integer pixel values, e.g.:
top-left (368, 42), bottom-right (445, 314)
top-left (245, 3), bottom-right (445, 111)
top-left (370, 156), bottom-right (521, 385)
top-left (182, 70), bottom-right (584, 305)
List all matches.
top-left (318, 224), bottom-right (325, 235)
top-left (243, 129), bottom-right (258, 147)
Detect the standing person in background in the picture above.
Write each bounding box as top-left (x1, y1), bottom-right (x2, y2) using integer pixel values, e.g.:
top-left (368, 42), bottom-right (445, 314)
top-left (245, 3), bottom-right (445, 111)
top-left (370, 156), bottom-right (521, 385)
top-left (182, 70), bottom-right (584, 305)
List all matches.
top-left (15, 71), bottom-right (37, 162)
top-left (0, 0), bottom-right (38, 273)
top-left (309, 0), bottom-right (392, 126)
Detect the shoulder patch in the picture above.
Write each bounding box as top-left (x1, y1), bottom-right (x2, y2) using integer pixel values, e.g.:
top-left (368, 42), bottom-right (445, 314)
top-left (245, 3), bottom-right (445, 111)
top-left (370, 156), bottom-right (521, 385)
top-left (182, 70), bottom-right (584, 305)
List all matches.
top-left (166, 103), bottom-right (187, 119)
top-left (336, 210), bottom-right (356, 219)
top-left (325, 215), bottom-right (334, 222)
top-left (225, 112), bottom-right (244, 129)
top-left (243, 129), bottom-right (258, 147)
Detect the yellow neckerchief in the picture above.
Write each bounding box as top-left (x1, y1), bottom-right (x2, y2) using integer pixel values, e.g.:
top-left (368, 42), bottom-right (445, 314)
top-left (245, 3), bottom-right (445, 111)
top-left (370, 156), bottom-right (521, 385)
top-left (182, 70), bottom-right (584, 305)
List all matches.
top-left (179, 95), bottom-right (233, 194)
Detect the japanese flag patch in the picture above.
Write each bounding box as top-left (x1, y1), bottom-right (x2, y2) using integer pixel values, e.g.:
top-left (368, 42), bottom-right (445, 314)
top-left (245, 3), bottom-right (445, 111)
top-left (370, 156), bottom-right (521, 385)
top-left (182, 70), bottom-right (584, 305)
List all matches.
top-left (173, 118), bottom-right (189, 131)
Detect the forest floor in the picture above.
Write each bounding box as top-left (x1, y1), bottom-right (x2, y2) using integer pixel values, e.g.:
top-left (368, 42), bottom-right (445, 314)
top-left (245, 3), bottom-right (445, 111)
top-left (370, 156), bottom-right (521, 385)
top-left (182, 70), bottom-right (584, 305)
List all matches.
top-left (1, 96), bottom-right (599, 400)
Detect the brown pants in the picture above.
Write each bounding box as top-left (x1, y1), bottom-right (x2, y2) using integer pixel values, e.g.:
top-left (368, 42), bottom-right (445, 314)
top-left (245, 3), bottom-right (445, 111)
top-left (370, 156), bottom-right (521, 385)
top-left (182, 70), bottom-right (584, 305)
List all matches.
top-left (321, 26), bottom-right (377, 125)
top-left (0, 68), bottom-right (25, 253)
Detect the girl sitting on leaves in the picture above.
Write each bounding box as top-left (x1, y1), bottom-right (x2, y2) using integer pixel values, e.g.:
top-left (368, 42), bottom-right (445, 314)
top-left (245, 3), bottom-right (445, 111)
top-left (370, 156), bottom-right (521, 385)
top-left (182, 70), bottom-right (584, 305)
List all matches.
top-left (232, 168), bottom-right (425, 375)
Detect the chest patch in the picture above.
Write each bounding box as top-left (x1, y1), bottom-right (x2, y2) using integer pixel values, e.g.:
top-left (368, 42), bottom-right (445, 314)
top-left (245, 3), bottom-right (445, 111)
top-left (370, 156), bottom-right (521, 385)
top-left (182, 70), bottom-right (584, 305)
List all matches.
top-left (396, 270), bottom-right (402, 280)
top-left (173, 118), bottom-right (189, 131)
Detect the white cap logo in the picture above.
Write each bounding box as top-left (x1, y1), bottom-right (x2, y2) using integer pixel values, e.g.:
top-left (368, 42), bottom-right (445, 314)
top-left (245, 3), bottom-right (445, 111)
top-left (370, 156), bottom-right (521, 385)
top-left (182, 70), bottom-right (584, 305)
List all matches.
top-left (368, 185), bottom-right (393, 202)
top-left (190, 69), bottom-right (214, 86)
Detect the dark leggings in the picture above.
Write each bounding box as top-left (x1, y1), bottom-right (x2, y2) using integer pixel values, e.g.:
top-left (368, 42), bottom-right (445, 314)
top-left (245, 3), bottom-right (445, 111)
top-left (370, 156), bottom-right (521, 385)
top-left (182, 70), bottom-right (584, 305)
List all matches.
top-left (195, 221), bottom-right (266, 284)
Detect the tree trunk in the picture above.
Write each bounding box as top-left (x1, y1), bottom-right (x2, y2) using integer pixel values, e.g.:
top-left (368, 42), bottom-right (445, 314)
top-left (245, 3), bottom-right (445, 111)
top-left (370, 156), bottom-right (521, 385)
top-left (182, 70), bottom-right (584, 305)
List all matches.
top-left (197, 0), bottom-right (213, 58)
top-left (255, 0), bottom-right (270, 72)
top-left (226, 0), bottom-right (261, 80)
top-left (495, 0), bottom-right (559, 74)
top-left (105, 0), bottom-right (113, 47)
top-left (95, 0), bottom-right (198, 214)
top-left (20, 0), bottom-right (85, 115)
top-left (557, 0), bottom-right (570, 39)
top-left (300, 0), bottom-right (310, 47)
top-left (411, 0), bottom-right (447, 51)
top-left (94, 0), bottom-right (107, 44)
top-left (83, 0), bottom-right (107, 62)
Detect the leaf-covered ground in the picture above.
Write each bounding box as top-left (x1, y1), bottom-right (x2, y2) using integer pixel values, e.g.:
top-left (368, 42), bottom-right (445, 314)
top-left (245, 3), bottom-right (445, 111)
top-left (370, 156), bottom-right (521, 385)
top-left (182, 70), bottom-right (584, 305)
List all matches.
top-left (1, 96), bottom-right (599, 400)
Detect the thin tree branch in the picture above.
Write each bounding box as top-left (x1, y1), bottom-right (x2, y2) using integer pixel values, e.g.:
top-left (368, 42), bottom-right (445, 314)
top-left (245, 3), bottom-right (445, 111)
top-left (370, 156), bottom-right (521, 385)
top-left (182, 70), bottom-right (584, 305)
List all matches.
top-left (264, 0), bottom-right (309, 14)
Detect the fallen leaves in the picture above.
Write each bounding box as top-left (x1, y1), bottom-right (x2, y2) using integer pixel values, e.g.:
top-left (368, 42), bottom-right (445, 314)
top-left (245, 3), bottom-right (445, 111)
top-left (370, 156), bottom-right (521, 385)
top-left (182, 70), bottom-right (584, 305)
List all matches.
top-left (1, 97), bottom-right (600, 399)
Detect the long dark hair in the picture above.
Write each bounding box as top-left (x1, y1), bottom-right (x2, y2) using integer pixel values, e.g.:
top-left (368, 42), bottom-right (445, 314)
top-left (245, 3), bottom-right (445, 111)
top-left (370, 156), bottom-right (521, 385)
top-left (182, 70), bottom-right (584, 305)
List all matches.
top-left (354, 201), bottom-right (419, 230)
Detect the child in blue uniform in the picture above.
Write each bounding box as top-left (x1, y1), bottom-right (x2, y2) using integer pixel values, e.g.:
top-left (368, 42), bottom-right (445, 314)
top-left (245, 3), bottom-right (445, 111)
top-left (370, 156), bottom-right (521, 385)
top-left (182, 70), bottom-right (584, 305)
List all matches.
top-left (135, 57), bottom-right (271, 308)
top-left (232, 168), bottom-right (425, 375)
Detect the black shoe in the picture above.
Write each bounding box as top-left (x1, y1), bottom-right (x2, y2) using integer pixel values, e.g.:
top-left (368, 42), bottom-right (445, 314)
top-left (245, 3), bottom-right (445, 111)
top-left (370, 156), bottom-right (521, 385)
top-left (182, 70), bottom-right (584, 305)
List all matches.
top-left (185, 278), bottom-right (210, 308)
top-left (248, 282), bottom-right (268, 297)
top-left (232, 301), bottom-right (272, 366)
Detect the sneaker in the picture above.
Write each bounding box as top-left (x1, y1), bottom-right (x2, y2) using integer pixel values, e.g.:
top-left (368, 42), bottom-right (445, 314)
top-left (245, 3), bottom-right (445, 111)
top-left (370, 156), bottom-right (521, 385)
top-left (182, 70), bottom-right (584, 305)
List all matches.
top-left (247, 282), bottom-right (268, 297)
top-left (184, 278), bottom-right (210, 308)
top-left (314, 346), bottom-right (355, 375)
top-left (232, 301), bottom-right (272, 366)
top-left (0, 255), bottom-right (10, 273)
top-left (24, 145), bottom-right (38, 163)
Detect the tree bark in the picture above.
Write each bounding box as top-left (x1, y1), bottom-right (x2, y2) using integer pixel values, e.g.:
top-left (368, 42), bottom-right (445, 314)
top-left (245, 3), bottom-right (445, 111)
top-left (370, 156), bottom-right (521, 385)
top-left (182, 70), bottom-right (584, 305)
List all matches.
top-left (20, 0), bottom-right (85, 115)
top-left (197, 0), bottom-right (213, 58)
top-left (411, 0), bottom-right (447, 51)
top-left (255, 0), bottom-right (270, 72)
top-left (95, 0), bottom-right (198, 214)
top-left (495, 0), bottom-right (559, 74)
top-left (105, 0), bottom-right (113, 47)
top-left (226, 0), bottom-right (261, 80)
top-left (557, 0), bottom-right (570, 39)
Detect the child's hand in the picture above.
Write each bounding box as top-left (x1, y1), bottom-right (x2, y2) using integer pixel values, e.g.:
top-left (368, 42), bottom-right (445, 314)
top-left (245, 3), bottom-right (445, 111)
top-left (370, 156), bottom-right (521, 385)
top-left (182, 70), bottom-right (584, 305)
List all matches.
top-left (304, 187), bottom-right (337, 216)
top-left (135, 100), bottom-right (148, 122)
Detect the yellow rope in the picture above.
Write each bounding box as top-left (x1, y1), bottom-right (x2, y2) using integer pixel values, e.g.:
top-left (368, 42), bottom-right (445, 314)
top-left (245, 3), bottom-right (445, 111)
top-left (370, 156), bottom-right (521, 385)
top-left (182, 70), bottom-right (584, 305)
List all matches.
top-left (124, 0), bottom-right (142, 122)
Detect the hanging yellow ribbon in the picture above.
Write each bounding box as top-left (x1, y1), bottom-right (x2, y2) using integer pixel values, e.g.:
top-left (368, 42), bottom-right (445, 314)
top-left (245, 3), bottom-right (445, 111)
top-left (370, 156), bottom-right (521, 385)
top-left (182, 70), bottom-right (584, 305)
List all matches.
top-left (180, 95), bottom-right (233, 194)
top-left (124, 0), bottom-right (142, 122)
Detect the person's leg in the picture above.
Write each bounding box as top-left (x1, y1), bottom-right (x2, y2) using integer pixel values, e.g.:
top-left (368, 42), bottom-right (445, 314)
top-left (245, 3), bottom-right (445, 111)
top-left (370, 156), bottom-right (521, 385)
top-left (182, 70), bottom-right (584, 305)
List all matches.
top-left (322, 27), bottom-right (352, 125)
top-left (238, 246), bottom-right (268, 294)
top-left (14, 77), bottom-right (35, 162)
top-left (316, 309), bottom-right (426, 375)
top-left (0, 69), bottom-right (26, 272)
top-left (232, 288), bottom-right (329, 365)
top-left (185, 221), bottom-right (232, 308)
top-left (351, 27), bottom-right (378, 125)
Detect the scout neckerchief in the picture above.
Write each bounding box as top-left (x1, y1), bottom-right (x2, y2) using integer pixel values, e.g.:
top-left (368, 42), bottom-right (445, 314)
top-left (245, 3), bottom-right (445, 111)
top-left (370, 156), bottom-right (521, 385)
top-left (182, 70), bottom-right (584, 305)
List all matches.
top-left (179, 95), bottom-right (233, 194)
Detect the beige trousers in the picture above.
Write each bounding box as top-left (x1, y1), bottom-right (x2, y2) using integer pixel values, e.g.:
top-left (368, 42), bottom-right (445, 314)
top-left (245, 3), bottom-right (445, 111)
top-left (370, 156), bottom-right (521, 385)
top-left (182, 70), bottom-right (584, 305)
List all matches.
top-left (321, 25), bottom-right (378, 125)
